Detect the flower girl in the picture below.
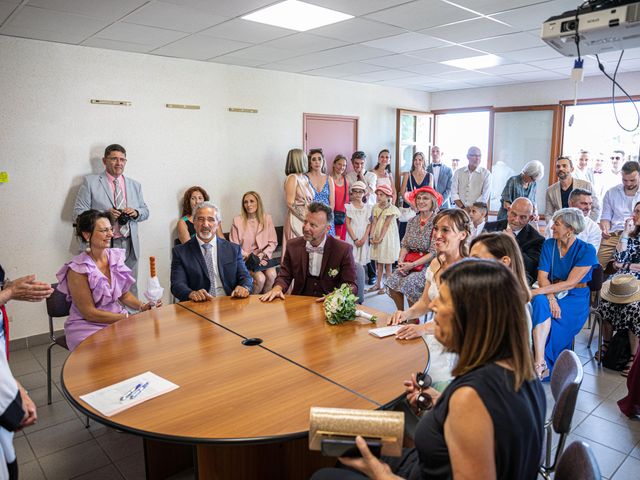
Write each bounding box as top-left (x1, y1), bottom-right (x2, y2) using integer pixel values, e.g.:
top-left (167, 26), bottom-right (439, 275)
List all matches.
top-left (368, 184), bottom-right (400, 293)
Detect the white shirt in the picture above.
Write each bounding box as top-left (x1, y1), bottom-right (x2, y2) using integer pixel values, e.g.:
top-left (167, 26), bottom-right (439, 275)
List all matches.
top-left (346, 171), bottom-right (377, 205)
top-left (197, 237), bottom-right (226, 297)
top-left (545, 215), bottom-right (602, 249)
top-left (470, 221), bottom-right (485, 239)
top-left (451, 166), bottom-right (492, 207)
top-left (601, 184), bottom-right (640, 232)
top-left (573, 167), bottom-right (594, 185)
top-left (431, 162), bottom-right (441, 187)
top-left (306, 237), bottom-right (327, 277)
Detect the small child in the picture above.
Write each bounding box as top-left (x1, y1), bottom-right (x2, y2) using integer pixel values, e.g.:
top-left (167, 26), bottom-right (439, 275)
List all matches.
top-left (368, 184), bottom-right (400, 293)
top-left (468, 202), bottom-right (488, 239)
top-left (345, 181), bottom-right (373, 268)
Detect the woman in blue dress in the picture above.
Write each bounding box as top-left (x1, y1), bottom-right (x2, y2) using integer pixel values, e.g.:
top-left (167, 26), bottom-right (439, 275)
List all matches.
top-left (306, 148), bottom-right (336, 236)
top-left (531, 208), bottom-right (597, 380)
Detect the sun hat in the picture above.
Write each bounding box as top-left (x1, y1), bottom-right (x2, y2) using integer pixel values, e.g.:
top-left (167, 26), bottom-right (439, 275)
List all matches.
top-left (350, 181), bottom-right (367, 192)
top-left (375, 184), bottom-right (393, 197)
top-left (404, 186), bottom-right (443, 208)
top-left (601, 274), bottom-right (640, 304)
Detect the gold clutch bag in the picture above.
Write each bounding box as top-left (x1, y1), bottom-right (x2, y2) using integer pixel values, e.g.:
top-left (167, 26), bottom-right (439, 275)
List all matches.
top-left (309, 407), bottom-right (404, 457)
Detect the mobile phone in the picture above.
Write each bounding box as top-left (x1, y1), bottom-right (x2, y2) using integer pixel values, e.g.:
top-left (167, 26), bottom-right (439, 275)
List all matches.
top-left (320, 436), bottom-right (382, 458)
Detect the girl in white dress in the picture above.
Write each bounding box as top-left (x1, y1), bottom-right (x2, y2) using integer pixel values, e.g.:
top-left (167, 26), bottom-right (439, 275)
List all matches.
top-left (368, 184), bottom-right (400, 293)
top-left (345, 181), bottom-right (373, 266)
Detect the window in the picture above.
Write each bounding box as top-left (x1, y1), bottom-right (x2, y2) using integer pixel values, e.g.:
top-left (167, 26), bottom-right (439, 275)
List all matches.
top-left (396, 109), bottom-right (433, 176)
top-left (434, 110), bottom-right (491, 169)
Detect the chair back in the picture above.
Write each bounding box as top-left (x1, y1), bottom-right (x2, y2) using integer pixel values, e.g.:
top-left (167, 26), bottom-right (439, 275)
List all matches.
top-left (588, 264), bottom-right (604, 293)
top-left (46, 283), bottom-right (71, 337)
top-left (550, 350), bottom-right (583, 434)
top-left (554, 441), bottom-right (601, 480)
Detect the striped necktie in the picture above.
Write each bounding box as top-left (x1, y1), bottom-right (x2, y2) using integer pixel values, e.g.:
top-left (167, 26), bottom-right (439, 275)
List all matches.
top-left (202, 243), bottom-right (218, 296)
top-left (113, 179), bottom-right (130, 237)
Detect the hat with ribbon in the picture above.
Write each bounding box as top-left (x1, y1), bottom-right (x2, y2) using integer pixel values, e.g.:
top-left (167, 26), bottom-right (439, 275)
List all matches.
top-left (601, 274), bottom-right (640, 304)
top-left (404, 186), bottom-right (443, 208)
top-left (375, 184), bottom-right (393, 197)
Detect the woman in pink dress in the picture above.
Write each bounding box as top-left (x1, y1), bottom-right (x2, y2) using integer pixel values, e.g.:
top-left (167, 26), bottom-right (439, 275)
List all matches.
top-left (57, 210), bottom-right (159, 351)
top-left (330, 154), bottom-right (349, 240)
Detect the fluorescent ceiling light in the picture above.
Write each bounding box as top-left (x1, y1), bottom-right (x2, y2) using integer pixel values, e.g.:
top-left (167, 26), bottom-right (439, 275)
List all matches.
top-left (242, 0), bottom-right (353, 32)
top-left (441, 54), bottom-right (502, 70)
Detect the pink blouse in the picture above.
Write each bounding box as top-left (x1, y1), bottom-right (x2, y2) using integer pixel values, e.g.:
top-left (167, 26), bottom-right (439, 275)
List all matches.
top-left (230, 214), bottom-right (278, 259)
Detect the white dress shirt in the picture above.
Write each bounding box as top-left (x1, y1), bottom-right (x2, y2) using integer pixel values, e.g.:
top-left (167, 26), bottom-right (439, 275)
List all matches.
top-left (431, 162), bottom-right (442, 187)
top-left (306, 237), bottom-right (327, 277)
top-left (451, 166), bottom-right (492, 207)
top-left (470, 221), bottom-right (486, 239)
top-left (197, 237), bottom-right (226, 296)
top-left (573, 167), bottom-right (594, 185)
top-left (601, 184), bottom-right (640, 232)
top-left (545, 215), bottom-right (602, 249)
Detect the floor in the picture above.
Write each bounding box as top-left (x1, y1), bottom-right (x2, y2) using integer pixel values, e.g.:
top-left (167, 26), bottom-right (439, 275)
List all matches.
top-left (7, 292), bottom-right (640, 479)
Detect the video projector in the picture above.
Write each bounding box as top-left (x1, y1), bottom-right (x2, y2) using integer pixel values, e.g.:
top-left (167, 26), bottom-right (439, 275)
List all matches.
top-left (542, 0), bottom-right (640, 56)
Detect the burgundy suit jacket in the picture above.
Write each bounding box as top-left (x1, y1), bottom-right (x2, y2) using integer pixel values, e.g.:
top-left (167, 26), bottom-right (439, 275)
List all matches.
top-left (274, 236), bottom-right (357, 296)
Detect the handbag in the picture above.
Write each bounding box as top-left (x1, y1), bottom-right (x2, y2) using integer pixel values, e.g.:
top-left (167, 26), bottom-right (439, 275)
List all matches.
top-left (398, 174), bottom-right (416, 222)
top-left (603, 329), bottom-right (631, 371)
top-left (333, 178), bottom-right (348, 225)
top-left (404, 251), bottom-right (426, 272)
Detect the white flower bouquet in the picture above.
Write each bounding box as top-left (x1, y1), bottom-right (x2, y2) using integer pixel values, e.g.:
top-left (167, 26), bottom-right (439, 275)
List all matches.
top-left (324, 283), bottom-right (377, 325)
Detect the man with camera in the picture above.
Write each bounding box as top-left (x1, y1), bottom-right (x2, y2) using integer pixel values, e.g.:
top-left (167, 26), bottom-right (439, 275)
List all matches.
top-left (73, 144), bottom-right (149, 295)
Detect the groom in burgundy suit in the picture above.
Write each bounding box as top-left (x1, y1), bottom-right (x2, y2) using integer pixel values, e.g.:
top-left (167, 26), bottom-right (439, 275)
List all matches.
top-left (260, 202), bottom-right (357, 301)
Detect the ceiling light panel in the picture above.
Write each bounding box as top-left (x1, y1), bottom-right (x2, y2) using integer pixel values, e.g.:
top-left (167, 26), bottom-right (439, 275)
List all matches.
top-left (441, 54), bottom-right (504, 70)
top-left (242, 0), bottom-right (353, 32)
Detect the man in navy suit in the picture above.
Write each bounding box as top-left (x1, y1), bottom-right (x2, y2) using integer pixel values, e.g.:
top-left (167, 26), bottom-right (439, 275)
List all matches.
top-left (170, 202), bottom-right (252, 302)
top-left (426, 146), bottom-right (453, 208)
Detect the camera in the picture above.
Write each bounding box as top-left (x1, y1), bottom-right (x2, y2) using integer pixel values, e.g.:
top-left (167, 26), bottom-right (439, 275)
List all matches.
top-left (117, 210), bottom-right (132, 226)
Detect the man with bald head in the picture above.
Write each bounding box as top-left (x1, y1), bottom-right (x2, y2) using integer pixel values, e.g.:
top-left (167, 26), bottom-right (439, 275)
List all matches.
top-left (484, 197), bottom-right (544, 285)
top-left (451, 146), bottom-right (492, 211)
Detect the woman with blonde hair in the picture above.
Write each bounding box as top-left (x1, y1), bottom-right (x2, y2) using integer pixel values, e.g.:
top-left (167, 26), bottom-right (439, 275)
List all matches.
top-left (230, 191), bottom-right (278, 294)
top-left (283, 148), bottom-right (314, 257)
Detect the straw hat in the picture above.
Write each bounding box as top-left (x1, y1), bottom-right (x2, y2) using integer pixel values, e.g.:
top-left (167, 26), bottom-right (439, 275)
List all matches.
top-left (601, 274), bottom-right (640, 304)
top-left (375, 184), bottom-right (393, 197)
top-left (403, 186), bottom-right (443, 208)
top-left (350, 180), bottom-right (367, 192)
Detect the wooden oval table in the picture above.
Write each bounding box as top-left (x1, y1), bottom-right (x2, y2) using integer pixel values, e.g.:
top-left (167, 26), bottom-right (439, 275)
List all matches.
top-left (61, 296), bottom-right (428, 480)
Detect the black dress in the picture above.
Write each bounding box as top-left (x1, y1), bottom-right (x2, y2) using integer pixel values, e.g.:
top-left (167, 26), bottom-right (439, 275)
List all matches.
top-left (311, 363), bottom-right (546, 480)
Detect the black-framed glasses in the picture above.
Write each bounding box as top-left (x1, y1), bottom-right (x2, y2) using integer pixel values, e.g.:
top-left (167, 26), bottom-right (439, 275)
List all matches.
top-left (611, 156), bottom-right (621, 160)
top-left (415, 371), bottom-right (433, 415)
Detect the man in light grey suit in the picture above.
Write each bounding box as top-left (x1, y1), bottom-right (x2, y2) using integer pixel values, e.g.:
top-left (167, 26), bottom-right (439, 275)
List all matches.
top-left (426, 145), bottom-right (453, 208)
top-left (544, 156), bottom-right (600, 222)
top-left (73, 144), bottom-right (149, 295)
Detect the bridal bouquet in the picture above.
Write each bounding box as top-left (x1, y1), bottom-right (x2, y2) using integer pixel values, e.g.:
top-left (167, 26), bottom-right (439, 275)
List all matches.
top-left (324, 284), bottom-right (377, 325)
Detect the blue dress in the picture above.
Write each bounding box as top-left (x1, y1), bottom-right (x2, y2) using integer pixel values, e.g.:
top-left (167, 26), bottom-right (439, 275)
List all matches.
top-left (307, 175), bottom-right (335, 236)
top-left (532, 238), bottom-right (597, 376)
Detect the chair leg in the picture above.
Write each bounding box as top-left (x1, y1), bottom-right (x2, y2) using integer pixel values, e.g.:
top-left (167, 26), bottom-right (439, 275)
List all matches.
top-left (85, 416), bottom-right (90, 428)
top-left (596, 313), bottom-right (603, 366)
top-left (587, 311), bottom-right (597, 348)
top-left (46, 343), bottom-right (54, 405)
top-left (545, 424), bottom-right (552, 468)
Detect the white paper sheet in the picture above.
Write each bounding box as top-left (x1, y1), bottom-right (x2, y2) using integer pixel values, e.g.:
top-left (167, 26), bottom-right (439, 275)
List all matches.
top-left (368, 325), bottom-right (401, 338)
top-left (79, 371), bottom-right (179, 417)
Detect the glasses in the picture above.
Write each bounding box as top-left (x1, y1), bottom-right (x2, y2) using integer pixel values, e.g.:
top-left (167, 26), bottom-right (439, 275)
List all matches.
top-left (96, 227), bottom-right (113, 234)
top-left (415, 371), bottom-right (433, 415)
top-left (611, 156), bottom-right (621, 160)
top-left (106, 156), bottom-right (127, 162)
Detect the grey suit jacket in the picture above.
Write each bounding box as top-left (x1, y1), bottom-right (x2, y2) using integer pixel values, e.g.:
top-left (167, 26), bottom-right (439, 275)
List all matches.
top-left (544, 178), bottom-right (600, 222)
top-left (73, 171), bottom-right (149, 259)
top-left (426, 163), bottom-right (453, 208)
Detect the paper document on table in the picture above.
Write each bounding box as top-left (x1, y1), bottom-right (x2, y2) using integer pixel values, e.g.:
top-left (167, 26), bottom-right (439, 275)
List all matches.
top-left (368, 325), bottom-right (401, 338)
top-left (79, 371), bottom-right (178, 417)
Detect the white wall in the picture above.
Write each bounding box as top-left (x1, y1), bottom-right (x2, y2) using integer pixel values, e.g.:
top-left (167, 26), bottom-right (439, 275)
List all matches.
top-left (430, 71), bottom-right (640, 109)
top-left (0, 35), bottom-right (429, 340)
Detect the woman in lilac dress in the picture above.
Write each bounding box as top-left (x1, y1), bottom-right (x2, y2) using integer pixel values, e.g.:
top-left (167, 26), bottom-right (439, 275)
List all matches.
top-left (57, 210), bottom-right (160, 351)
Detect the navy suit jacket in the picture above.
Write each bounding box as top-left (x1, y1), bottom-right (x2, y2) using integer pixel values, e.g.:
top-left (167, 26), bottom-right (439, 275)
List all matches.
top-left (426, 163), bottom-right (453, 208)
top-left (170, 236), bottom-right (253, 301)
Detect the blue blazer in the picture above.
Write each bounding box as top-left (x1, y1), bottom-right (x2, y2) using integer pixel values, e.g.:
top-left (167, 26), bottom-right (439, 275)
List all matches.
top-left (426, 163), bottom-right (453, 209)
top-left (170, 236), bottom-right (253, 301)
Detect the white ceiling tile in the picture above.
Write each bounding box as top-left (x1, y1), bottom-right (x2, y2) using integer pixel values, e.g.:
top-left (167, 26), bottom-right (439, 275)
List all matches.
top-left (465, 76), bottom-right (520, 86)
top-left (400, 62), bottom-right (462, 75)
top-left (264, 33), bottom-right (347, 54)
top-left (306, 0), bottom-right (412, 16)
top-left (365, 0), bottom-right (478, 31)
top-left (434, 79), bottom-right (475, 89)
top-left (95, 22), bottom-right (188, 48)
top-left (81, 37), bottom-right (153, 53)
top-left (501, 45), bottom-right (564, 62)
top-left (278, 44), bottom-right (391, 70)
top-left (160, 0), bottom-right (276, 18)
top-left (304, 62), bottom-right (384, 78)
top-left (0, 5), bottom-right (109, 43)
top-left (0, 1), bottom-right (18, 23)
top-left (122, 1), bottom-right (227, 33)
top-left (593, 47), bottom-right (640, 62)
top-left (361, 54), bottom-right (429, 69)
top-left (363, 32), bottom-right (448, 53)
top-left (343, 69), bottom-right (417, 82)
top-left (213, 44), bottom-right (296, 63)
top-left (529, 57), bottom-right (574, 70)
top-left (464, 32), bottom-right (544, 53)
top-left (449, 0), bottom-right (545, 15)
top-left (490, 0), bottom-right (578, 30)
top-left (200, 18), bottom-right (294, 44)
top-left (309, 17), bottom-right (405, 43)
top-left (410, 44), bottom-right (487, 62)
top-left (209, 55), bottom-right (265, 67)
top-left (506, 70), bottom-right (567, 81)
top-left (435, 69), bottom-right (493, 81)
top-left (152, 34), bottom-right (250, 60)
top-left (26, 0), bottom-right (147, 21)
top-left (259, 62), bottom-right (309, 73)
top-left (420, 17), bottom-right (516, 43)
top-left (479, 62), bottom-right (539, 74)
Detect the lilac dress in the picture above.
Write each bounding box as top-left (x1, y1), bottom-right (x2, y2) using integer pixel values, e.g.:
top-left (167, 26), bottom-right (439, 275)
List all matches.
top-left (56, 249), bottom-right (134, 351)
